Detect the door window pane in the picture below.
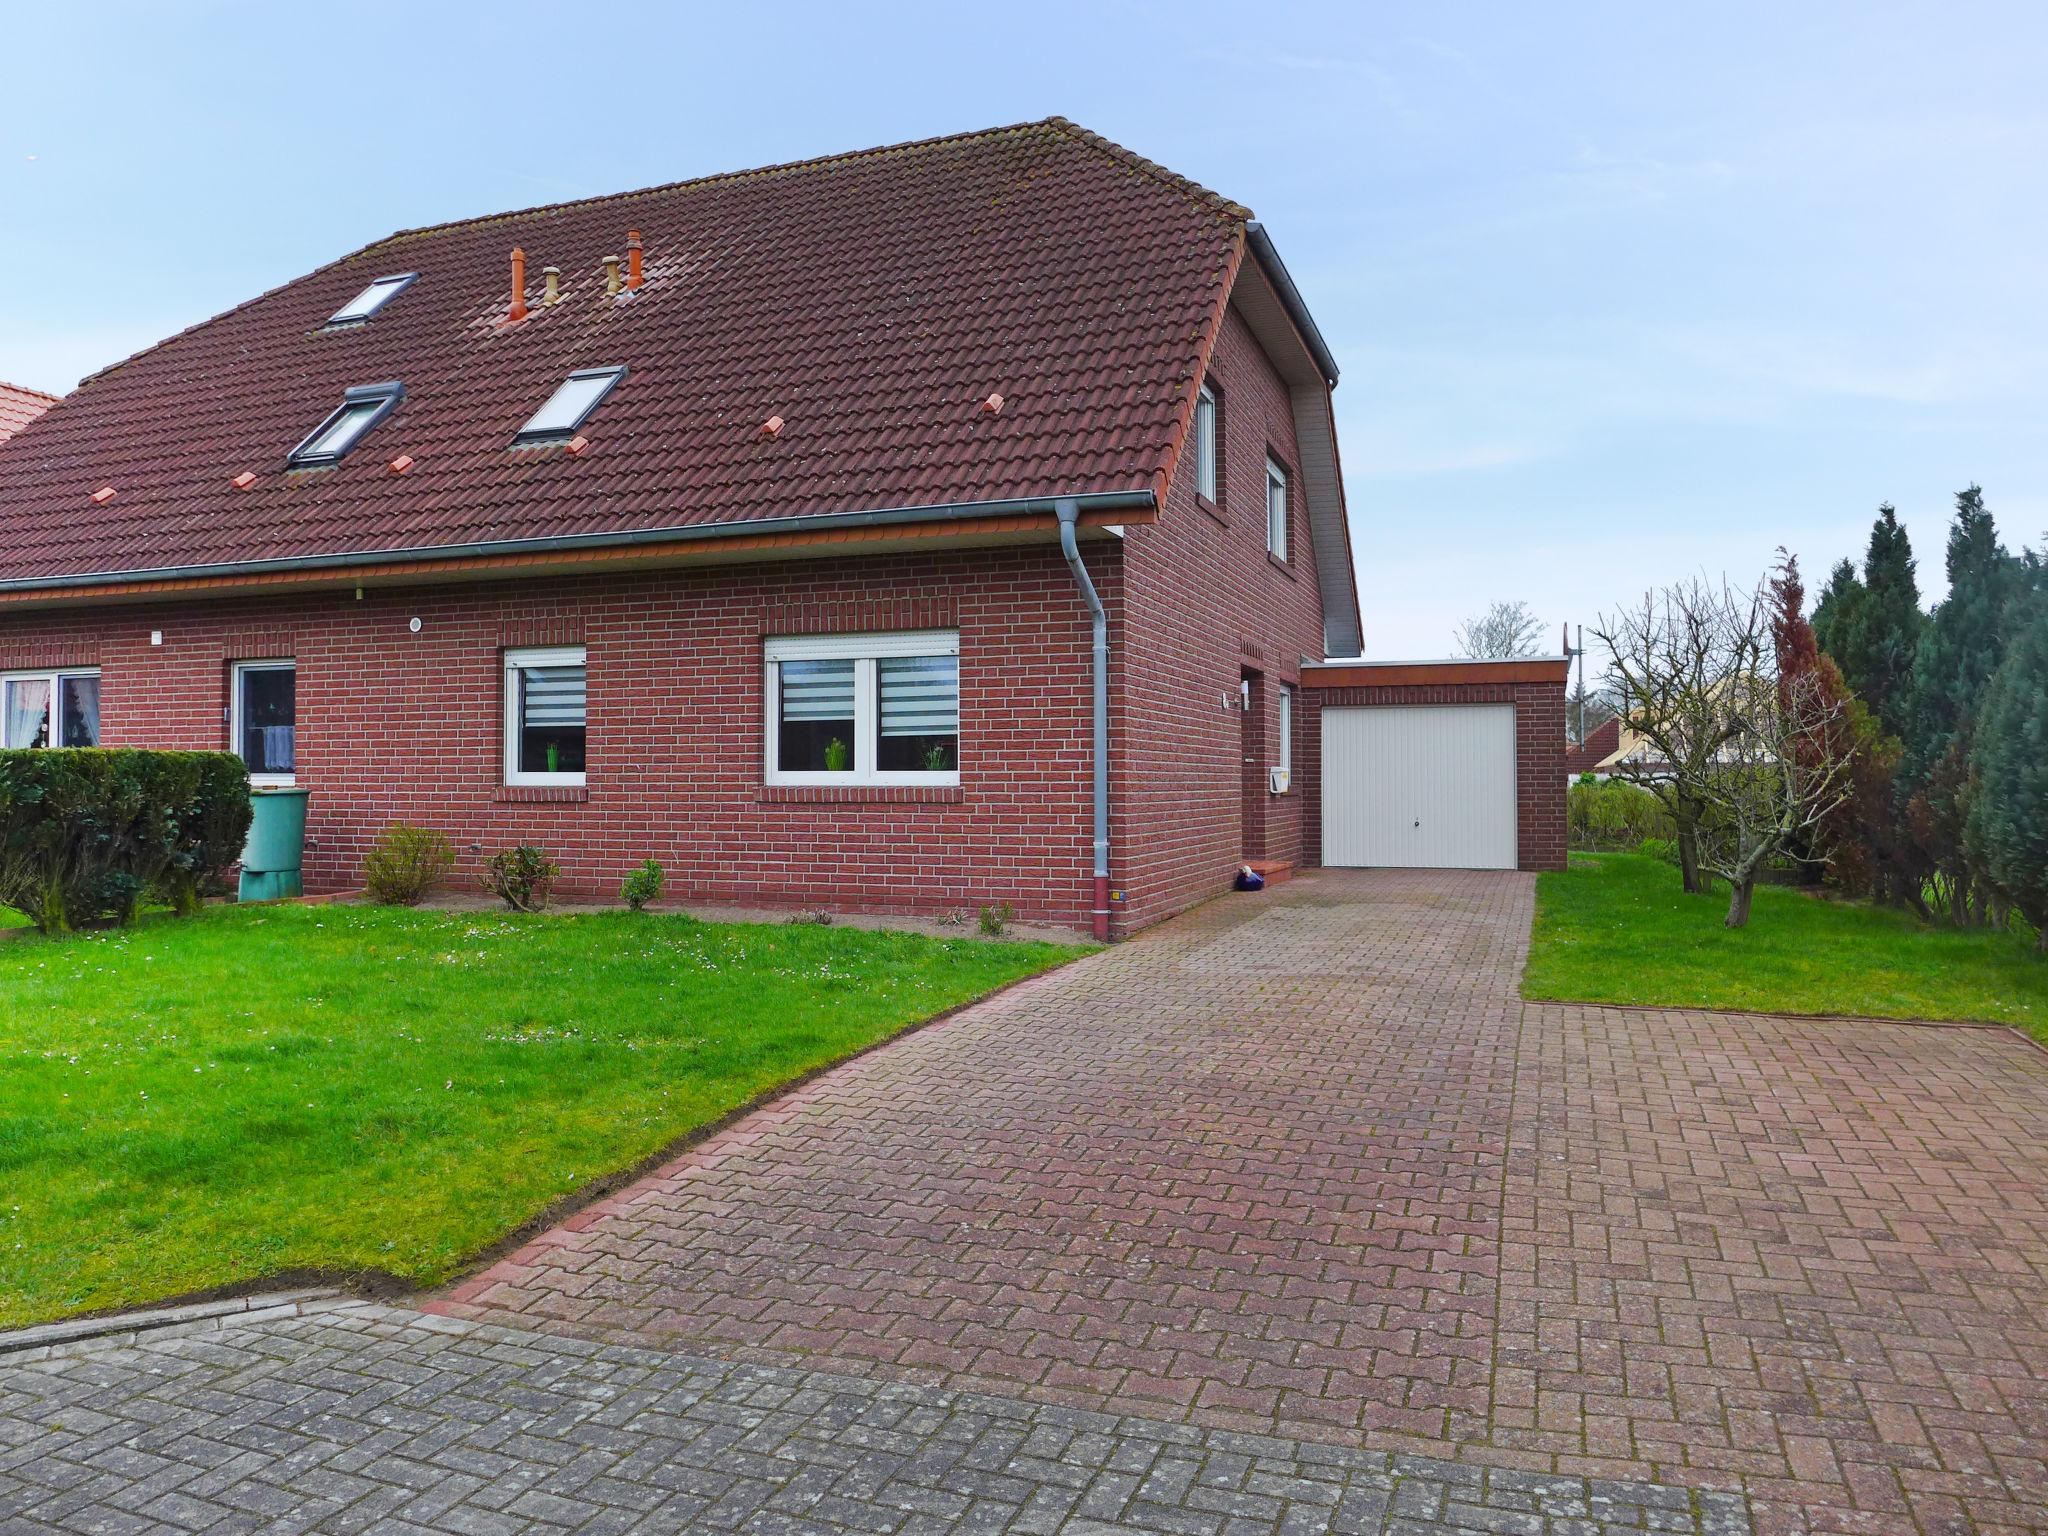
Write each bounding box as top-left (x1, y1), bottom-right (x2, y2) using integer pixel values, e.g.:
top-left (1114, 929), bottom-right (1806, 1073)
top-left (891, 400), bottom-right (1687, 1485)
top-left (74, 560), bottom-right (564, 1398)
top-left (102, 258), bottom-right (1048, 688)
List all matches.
top-left (237, 666), bottom-right (295, 775)
top-left (3, 678), bottom-right (50, 748)
top-left (877, 654), bottom-right (958, 772)
top-left (516, 661), bottom-right (586, 775)
top-left (778, 658), bottom-right (857, 772)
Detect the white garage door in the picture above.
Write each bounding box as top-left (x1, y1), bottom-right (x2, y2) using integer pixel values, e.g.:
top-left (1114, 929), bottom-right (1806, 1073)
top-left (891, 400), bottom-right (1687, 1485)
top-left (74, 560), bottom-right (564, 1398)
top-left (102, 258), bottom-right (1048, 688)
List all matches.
top-left (1322, 704), bottom-right (1517, 869)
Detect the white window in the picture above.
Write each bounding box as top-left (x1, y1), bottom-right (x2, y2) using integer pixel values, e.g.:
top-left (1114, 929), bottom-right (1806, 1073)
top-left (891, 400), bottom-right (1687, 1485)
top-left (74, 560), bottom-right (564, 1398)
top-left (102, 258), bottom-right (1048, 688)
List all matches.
top-left (327, 273), bottom-right (416, 326)
top-left (504, 646), bottom-right (586, 786)
top-left (1278, 685), bottom-right (1293, 776)
top-left (1266, 457), bottom-right (1289, 561)
top-left (765, 631), bottom-right (959, 786)
top-left (516, 366), bottom-right (626, 443)
top-left (1194, 382), bottom-right (1218, 502)
top-left (1, 669), bottom-right (100, 749)
top-left (231, 661), bottom-right (296, 785)
top-left (289, 382), bottom-right (403, 467)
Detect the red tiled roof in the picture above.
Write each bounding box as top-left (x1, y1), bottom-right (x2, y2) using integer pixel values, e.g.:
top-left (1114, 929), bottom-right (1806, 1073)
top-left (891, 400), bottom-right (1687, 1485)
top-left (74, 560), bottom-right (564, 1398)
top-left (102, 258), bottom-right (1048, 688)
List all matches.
top-left (0, 118), bottom-right (1250, 585)
top-left (1564, 715), bottom-right (1621, 775)
top-left (0, 382), bottom-right (58, 445)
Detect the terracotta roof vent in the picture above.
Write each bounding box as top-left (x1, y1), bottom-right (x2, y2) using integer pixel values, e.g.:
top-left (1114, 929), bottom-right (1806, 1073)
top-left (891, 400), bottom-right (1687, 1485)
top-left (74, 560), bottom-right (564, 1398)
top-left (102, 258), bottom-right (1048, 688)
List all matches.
top-left (231, 471), bottom-right (257, 491)
top-left (565, 434), bottom-right (591, 456)
top-left (389, 454), bottom-right (414, 475)
top-left (626, 230), bottom-right (644, 290)
top-left (979, 392), bottom-right (1004, 415)
top-left (760, 415), bottom-right (784, 438)
top-left (504, 247), bottom-right (528, 326)
top-left (91, 485), bottom-right (116, 505)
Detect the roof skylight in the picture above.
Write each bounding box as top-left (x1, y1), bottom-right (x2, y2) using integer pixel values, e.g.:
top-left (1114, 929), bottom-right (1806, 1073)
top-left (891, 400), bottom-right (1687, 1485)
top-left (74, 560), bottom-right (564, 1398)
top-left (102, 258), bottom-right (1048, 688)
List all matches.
top-left (287, 382), bottom-right (403, 468)
top-left (326, 273), bottom-right (417, 326)
top-left (515, 366), bottom-right (626, 444)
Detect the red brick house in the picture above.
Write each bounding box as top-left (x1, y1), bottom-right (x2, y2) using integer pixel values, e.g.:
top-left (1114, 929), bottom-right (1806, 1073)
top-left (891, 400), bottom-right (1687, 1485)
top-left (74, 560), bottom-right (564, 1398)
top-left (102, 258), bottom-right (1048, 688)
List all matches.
top-left (0, 119), bottom-right (1371, 937)
top-left (0, 382), bottom-right (58, 445)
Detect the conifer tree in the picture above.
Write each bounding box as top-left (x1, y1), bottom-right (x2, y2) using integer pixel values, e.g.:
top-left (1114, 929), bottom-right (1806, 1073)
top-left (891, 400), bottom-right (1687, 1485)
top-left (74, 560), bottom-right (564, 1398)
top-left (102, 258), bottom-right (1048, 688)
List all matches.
top-left (1965, 584), bottom-right (2048, 948)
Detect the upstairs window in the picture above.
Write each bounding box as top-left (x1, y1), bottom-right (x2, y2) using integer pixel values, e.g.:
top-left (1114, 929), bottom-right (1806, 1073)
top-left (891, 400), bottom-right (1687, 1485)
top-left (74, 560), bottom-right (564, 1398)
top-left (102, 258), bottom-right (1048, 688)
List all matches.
top-left (2, 668), bottom-right (100, 749)
top-left (232, 661), bottom-right (296, 785)
top-left (326, 273), bottom-right (417, 326)
top-left (1266, 456), bottom-right (1290, 562)
top-left (1194, 382), bottom-right (1219, 503)
top-left (765, 632), bottom-right (959, 786)
top-left (515, 366), bottom-right (626, 443)
top-left (288, 382), bottom-right (403, 467)
top-left (504, 646), bottom-right (586, 786)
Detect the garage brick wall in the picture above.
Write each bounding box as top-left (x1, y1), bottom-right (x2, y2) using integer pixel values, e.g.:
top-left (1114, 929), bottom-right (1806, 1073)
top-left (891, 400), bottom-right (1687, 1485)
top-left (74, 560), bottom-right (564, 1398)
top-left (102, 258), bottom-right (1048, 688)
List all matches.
top-left (1298, 678), bottom-right (1566, 872)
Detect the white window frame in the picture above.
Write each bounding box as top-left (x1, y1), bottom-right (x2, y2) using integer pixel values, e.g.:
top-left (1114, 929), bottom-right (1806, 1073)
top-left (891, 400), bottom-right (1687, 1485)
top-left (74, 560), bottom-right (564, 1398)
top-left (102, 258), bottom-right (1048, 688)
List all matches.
top-left (0, 667), bottom-right (100, 749)
top-left (1194, 382), bottom-right (1218, 502)
top-left (515, 366), bottom-right (627, 444)
top-left (764, 630), bottom-right (960, 788)
top-left (503, 645), bottom-right (587, 787)
top-left (230, 660), bottom-right (297, 787)
top-left (326, 272), bottom-right (417, 327)
top-left (1266, 456), bottom-right (1289, 561)
top-left (1277, 684), bottom-right (1293, 781)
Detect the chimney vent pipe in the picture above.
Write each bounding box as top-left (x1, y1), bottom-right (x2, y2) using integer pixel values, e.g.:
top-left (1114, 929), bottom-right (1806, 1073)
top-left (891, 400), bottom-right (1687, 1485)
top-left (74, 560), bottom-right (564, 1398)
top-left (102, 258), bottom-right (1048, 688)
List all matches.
top-left (507, 247), bottom-right (528, 323)
top-left (626, 230), bottom-right (644, 289)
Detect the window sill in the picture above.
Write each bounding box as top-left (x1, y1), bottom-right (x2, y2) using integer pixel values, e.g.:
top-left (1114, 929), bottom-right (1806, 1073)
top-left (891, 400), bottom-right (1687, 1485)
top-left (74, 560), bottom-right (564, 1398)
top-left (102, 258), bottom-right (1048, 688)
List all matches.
top-left (1195, 493), bottom-right (1227, 527)
top-left (495, 784), bottom-right (589, 804)
top-left (1267, 552), bottom-right (1297, 579)
top-left (760, 784), bottom-right (966, 804)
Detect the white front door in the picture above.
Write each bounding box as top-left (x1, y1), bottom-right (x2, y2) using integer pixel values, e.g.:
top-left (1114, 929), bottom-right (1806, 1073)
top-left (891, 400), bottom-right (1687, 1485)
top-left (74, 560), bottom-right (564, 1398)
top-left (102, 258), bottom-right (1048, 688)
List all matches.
top-left (1321, 704), bottom-right (1517, 869)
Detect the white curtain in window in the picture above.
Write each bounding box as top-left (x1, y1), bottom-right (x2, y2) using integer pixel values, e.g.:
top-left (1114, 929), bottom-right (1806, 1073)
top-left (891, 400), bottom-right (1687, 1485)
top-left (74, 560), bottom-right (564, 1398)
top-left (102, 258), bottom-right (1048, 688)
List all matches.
top-left (520, 665), bottom-right (585, 727)
top-left (4, 678), bottom-right (49, 749)
top-left (878, 655), bottom-right (958, 735)
top-left (781, 659), bottom-right (855, 719)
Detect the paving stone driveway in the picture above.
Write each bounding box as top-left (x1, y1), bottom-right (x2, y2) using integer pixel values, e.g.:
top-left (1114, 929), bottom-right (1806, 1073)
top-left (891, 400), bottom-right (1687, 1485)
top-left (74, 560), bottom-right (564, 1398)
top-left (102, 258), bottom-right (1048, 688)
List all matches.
top-left (426, 871), bottom-right (2048, 1536)
top-left (2, 870), bottom-right (2042, 1535)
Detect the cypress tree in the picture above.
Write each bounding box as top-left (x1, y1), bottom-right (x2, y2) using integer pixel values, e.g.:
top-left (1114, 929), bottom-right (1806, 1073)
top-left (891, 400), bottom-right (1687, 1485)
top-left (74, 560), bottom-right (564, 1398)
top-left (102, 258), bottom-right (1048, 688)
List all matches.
top-left (1811, 557), bottom-right (1865, 677)
top-left (1852, 503), bottom-right (1923, 733)
top-left (1906, 486), bottom-right (2019, 919)
top-left (1965, 586), bottom-right (2048, 948)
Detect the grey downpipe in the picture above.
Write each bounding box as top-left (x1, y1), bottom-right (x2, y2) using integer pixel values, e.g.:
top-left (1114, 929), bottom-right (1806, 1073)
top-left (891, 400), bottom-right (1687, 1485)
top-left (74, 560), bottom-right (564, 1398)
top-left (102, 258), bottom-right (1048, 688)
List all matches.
top-left (1055, 498), bottom-right (1111, 941)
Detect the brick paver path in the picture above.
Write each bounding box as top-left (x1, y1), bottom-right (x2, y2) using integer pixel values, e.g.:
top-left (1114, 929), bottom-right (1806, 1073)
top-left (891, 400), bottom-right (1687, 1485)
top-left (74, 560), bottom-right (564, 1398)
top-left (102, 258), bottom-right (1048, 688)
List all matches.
top-left (424, 871), bottom-right (2048, 1536)
top-left (1, 1303), bottom-right (1750, 1535)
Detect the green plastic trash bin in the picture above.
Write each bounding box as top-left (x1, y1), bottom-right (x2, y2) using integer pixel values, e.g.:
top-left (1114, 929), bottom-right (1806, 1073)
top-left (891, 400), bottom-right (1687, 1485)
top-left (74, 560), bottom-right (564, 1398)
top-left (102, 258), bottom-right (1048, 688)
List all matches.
top-left (238, 787), bottom-right (309, 902)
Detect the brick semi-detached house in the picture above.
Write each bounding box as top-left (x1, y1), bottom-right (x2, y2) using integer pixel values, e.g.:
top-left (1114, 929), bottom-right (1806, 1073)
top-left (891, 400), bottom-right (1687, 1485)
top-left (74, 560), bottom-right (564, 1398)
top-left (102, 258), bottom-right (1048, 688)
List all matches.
top-left (0, 119), bottom-right (1562, 937)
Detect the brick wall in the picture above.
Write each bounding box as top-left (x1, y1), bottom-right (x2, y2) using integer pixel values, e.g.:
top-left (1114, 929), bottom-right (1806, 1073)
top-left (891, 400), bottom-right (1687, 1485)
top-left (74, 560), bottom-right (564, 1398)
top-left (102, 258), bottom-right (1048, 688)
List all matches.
top-left (1113, 304), bottom-right (1329, 930)
top-left (0, 544), bottom-right (1121, 929)
top-left (1297, 680), bottom-right (1567, 873)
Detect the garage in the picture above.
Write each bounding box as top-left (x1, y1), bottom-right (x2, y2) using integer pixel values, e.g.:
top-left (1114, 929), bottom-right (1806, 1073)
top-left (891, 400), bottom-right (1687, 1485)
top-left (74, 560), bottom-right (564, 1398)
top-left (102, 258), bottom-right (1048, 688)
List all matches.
top-left (1321, 703), bottom-right (1517, 868)
top-left (1296, 657), bottom-right (1568, 874)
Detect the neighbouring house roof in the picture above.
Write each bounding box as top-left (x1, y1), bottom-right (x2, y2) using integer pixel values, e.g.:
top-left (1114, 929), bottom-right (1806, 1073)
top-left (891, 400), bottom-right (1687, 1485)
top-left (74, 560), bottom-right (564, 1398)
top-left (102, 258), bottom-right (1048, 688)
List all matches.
top-left (0, 117), bottom-right (1355, 641)
top-left (0, 382), bottom-right (58, 444)
top-left (1564, 715), bottom-right (1621, 775)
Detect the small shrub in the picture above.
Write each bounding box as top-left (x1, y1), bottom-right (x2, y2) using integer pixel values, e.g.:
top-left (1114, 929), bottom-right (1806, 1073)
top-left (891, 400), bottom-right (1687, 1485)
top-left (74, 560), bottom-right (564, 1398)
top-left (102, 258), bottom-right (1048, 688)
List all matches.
top-left (978, 900), bottom-right (1014, 937)
top-left (482, 844), bottom-right (558, 912)
top-left (784, 908), bottom-right (833, 926)
top-left (1568, 779), bottom-right (1675, 852)
top-left (621, 858), bottom-right (665, 911)
top-left (363, 824), bottom-right (455, 905)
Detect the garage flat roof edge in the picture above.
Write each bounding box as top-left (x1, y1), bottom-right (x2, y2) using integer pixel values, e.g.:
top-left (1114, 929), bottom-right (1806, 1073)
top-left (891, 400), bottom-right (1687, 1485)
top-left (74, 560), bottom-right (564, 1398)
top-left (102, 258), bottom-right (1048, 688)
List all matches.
top-left (1302, 656), bottom-right (1570, 688)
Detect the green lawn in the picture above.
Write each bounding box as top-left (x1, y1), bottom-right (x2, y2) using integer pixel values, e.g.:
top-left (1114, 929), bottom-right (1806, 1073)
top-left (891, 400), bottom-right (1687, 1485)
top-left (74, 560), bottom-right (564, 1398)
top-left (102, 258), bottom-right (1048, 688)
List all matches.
top-left (0, 905), bottom-right (1084, 1327)
top-left (1525, 852), bottom-right (2048, 1040)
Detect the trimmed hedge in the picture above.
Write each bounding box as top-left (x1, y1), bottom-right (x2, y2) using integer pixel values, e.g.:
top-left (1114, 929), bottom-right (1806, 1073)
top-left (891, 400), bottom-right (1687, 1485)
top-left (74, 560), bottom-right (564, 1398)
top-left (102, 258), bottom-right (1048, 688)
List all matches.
top-left (0, 749), bottom-right (252, 933)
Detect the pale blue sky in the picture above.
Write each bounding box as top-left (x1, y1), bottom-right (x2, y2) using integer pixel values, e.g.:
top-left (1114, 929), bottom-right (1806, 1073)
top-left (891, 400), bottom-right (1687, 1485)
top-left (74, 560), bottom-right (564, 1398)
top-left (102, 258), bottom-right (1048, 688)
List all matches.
top-left (3, 1), bottom-right (2042, 656)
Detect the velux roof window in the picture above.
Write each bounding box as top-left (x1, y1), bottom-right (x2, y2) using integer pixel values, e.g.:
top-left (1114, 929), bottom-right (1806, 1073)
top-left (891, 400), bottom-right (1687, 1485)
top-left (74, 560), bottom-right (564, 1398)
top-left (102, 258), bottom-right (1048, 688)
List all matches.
top-left (515, 366), bottom-right (626, 444)
top-left (287, 382), bottom-right (403, 468)
top-left (326, 273), bottom-right (417, 326)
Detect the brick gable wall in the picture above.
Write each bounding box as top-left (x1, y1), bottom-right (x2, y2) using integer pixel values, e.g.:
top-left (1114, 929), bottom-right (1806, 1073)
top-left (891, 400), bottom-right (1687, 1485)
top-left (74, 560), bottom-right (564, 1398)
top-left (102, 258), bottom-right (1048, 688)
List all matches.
top-left (1112, 305), bottom-right (1330, 930)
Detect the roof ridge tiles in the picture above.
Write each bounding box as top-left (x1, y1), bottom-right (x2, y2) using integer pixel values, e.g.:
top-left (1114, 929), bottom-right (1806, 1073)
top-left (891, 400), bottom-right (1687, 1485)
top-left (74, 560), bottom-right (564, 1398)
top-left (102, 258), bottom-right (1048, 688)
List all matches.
top-left (1039, 117), bottom-right (1252, 224)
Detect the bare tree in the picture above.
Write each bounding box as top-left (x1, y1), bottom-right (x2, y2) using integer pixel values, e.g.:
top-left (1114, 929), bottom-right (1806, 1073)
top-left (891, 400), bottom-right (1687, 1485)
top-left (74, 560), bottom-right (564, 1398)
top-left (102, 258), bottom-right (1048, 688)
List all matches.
top-left (1593, 579), bottom-right (1740, 894)
top-left (1454, 600), bottom-right (1542, 659)
top-left (1597, 576), bottom-right (1857, 926)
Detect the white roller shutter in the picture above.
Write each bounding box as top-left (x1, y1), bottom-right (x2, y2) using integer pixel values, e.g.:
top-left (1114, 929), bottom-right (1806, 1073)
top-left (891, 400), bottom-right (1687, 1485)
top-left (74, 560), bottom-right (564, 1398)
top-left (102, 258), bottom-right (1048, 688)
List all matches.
top-left (1321, 705), bottom-right (1517, 869)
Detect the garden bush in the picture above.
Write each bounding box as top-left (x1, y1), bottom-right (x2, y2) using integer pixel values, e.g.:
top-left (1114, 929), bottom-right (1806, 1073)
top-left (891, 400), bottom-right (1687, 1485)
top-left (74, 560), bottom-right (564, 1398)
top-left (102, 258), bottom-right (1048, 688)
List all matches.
top-left (362, 824), bottom-right (455, 905)
top-left (482, 844), bottom-right (558, 912)
top-left (1567, 778), bottom-right (1675, 852)
top-left (0, 749), bottom-right (251, 933)
top-left (620, 858), bottom-right (664, 911)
